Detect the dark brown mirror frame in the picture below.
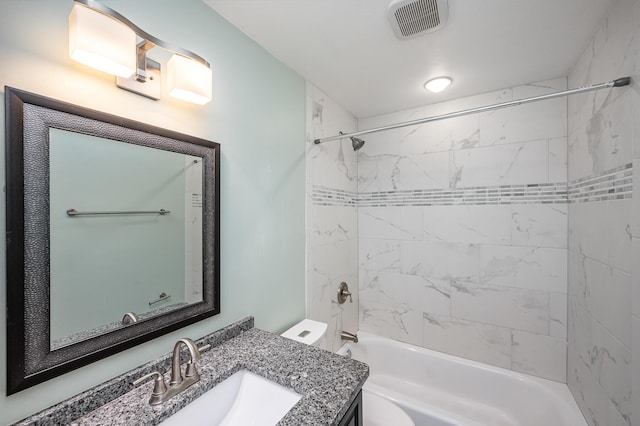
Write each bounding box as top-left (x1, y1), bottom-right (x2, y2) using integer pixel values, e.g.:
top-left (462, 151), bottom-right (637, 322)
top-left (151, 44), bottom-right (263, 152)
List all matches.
top-left (5, 87), bottom-right (220, 395)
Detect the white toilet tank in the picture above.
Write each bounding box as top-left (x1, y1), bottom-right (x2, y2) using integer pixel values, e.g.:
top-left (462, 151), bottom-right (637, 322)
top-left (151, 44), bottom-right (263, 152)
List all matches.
top-left (281, 319), bottom-right (327, 348)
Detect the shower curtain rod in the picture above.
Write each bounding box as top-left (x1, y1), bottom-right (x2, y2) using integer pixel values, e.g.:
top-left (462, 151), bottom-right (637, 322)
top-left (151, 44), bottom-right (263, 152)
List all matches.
top-left (313, 77), bottom-right (631, 145)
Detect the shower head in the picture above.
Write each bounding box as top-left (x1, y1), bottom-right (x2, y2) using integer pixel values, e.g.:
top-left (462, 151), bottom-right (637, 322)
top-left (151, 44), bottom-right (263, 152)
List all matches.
top-left (338, 131), bottom-right (365, 151)
top-left (350, 136), bottom-right (365, 151)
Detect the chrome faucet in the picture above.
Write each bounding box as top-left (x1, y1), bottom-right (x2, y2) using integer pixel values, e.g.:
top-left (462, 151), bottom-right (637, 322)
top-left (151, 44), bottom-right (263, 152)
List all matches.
top-left (341, 331), bottom-right (358, 343)
top-left (133, 338), bottom-right (211, 405)
top-left (170, 338), bottom-right (202, 386)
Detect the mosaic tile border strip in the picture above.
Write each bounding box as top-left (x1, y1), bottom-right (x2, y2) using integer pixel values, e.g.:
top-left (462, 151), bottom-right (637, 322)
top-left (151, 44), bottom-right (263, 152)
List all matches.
top-left (311, 186), bottom-right (357, 207)
top-left (312, 163), bottom-right (634, 207)
top-left (312, 183), bottom-right (568, 206)
top-left (568, 163), bottom-right (632, 203)
top-left (357, 183), bottom-right (568, 207)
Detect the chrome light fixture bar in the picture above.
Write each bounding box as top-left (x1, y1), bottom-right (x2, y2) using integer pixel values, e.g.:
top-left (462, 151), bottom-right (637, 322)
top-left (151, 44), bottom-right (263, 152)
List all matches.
top-left (70, 0), bottom-right (212, 104)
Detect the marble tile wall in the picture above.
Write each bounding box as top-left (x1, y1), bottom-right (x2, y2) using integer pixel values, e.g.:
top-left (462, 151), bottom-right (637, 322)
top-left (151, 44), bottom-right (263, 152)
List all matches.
top-left (305, 82), bottom-right (359, 351)
top-left (306, 6), bottom-right (640, 421)
top-left (357, 77), bottom-right (569, 382)
top-left (567, 0), bottom-right (639, 425)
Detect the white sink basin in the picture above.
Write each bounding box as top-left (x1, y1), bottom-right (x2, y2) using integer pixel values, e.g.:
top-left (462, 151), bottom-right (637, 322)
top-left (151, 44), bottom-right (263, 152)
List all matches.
top-left (159, 370), bottom-right (302, 426)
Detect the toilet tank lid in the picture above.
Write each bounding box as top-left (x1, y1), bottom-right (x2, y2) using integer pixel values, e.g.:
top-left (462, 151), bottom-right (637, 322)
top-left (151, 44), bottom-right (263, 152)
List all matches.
top-left (281, 319), bottom-right (327, 344)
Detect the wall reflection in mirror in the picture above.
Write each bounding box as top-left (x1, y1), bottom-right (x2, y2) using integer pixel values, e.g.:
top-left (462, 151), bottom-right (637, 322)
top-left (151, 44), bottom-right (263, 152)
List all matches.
top-left (49, 129), bottom-right (205, 350)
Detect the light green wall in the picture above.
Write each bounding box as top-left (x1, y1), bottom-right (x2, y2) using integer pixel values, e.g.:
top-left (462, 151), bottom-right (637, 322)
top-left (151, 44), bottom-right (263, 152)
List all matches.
top-left (0, 0), bottom-right (305, 423)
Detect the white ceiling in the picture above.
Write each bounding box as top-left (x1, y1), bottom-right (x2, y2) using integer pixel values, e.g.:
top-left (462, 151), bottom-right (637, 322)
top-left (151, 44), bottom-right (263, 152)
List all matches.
top-left (204, 0), bottom-right (616, 118)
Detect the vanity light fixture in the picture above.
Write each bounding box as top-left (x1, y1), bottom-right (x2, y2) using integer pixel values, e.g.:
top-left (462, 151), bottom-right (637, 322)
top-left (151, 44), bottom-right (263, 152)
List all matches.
top-left (69, 0), bottom-right (212, 105)
top-left (69, 3), bottom-right (136, 78)
top-left (166, 55), bottom-right (213, 105)
top-left (424, 76), bottom-right (452, 93)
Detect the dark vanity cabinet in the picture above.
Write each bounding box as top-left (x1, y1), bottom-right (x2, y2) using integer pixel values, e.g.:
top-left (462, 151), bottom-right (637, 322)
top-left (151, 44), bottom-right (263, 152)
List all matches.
top-left (338, 390), bottom-right (363, 426)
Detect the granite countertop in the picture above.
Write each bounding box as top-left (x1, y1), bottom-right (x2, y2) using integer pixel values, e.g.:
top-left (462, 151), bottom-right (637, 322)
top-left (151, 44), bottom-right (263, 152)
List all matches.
top-left (15, 317), bottom-right (369, 426)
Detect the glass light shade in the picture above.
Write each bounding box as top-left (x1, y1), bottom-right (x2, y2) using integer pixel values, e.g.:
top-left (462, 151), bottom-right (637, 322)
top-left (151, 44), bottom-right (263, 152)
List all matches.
top-left (424, 77), bottom-right (452, 93)
top-left (69, 4), bottom-right (136, 78)
top-left (167, 55), bottom-right (213, 105)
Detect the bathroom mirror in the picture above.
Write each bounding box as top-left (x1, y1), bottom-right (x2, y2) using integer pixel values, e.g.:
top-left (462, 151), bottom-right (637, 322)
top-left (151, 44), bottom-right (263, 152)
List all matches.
top-left (5, 87), bottom-right (221, 394)
top-left (48, 129), bottom-right (205, 350)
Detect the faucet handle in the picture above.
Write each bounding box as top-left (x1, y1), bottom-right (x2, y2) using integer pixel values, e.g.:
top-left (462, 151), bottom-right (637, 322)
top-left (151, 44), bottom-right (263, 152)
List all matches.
top-left (338, 282), bottom-right (353, 304)
top-left (198, 343), bottom-right (212, 353)
top-left (133, 371), bottom-right (167, 406)
top-left (184, 361), bottom-right (199, 379)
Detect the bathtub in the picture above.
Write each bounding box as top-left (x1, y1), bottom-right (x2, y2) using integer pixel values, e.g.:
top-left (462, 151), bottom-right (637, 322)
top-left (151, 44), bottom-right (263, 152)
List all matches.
top-left (336, 331), bottom-right (586, 426)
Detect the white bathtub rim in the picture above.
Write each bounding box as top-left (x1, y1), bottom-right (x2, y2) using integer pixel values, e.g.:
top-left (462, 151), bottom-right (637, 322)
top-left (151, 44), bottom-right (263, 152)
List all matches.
top-left (337, 331), bottom-right (586, 426)
top-left (339, 330), bottom-right (567, 394)
top-left (340, 331), bottom-right (555, 386)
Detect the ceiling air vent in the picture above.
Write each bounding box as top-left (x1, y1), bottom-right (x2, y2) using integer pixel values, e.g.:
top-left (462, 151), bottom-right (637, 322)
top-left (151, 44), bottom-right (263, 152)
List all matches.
top-left (388, 0), bottom-right (449, 40)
